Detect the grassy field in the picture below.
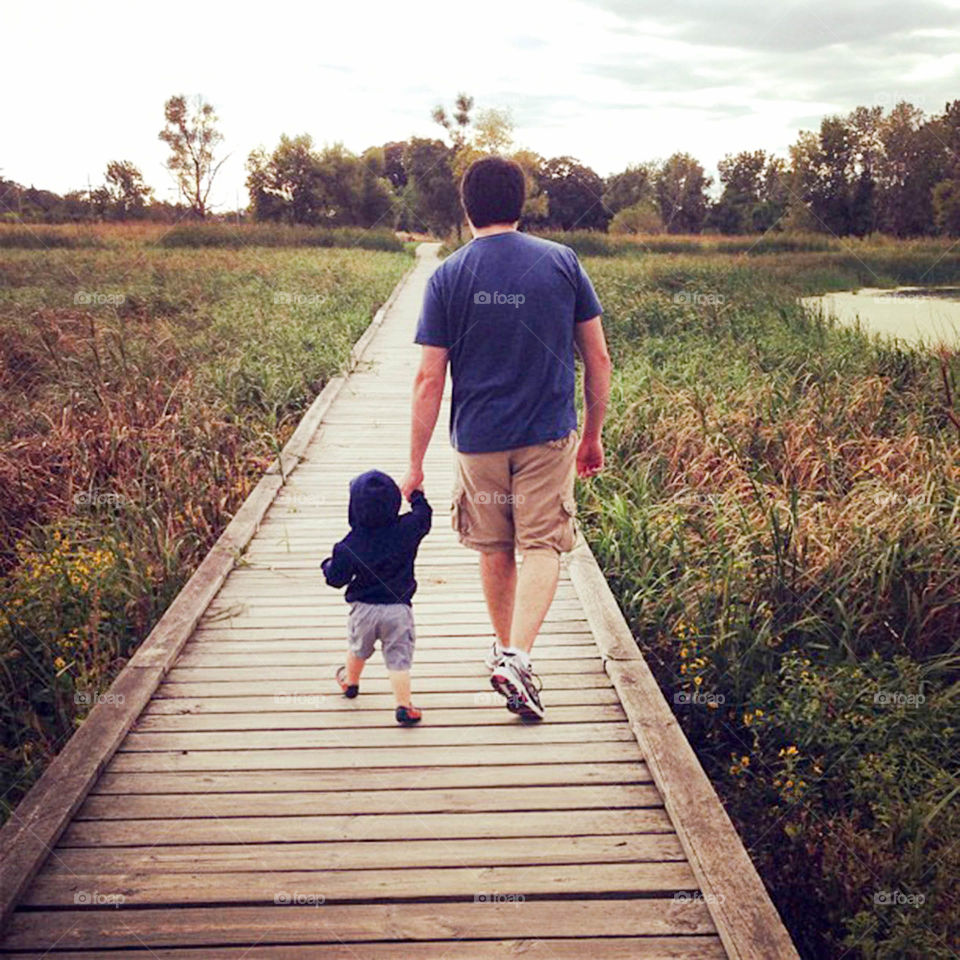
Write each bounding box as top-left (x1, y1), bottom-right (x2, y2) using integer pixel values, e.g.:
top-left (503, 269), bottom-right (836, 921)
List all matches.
top-left (0, 221), bottom-right (405, 251)
top-left (577, 248), bottom-right (960, 960)
top-left (0, 225), bottom-right (411, 816)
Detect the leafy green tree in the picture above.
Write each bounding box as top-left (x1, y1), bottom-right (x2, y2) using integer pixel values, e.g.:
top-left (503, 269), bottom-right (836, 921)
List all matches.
top-left (933, 179), bottom-right (960, 235)
top-left (380, 141), bottom-right (408, 190)
top-left (512, 149), bottom-right (549, 226)
top-left (656, 153), bottom-right (711, 233)
top-left (788, 102), bottom-right (950, 237)
top-left (158, 94), bottom-right (227, 219)
top-left (245, 136), bottom-right (394, 227)
top-left (274, 135), bottom-right (319, 224)
top-left (88, 186), bottom-right (111, 220)
top-left (358, 147), bottom-right (397, 228)
top-left (104, 160), bottom-right (153, 220)
top-left (245, 147), bottom-right (286, 221)
top-left (538, 157), bottom-right (609, 230)
top-left (875, 102), bottom-right (946, 236)
top-left (708, 151), bottom-right (788, 234)
top-left (789, 118), bottom-right (858, 235)
top-left (603, 163), bottom-right (657, 216)
top-left (472, 108), bottom-right (513, 155)
top-left (402, 138), bottom-right (460, 236)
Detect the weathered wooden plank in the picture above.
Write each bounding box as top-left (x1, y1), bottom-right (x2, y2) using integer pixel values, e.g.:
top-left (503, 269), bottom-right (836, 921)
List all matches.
top-left (156, 673), bottom-right (613, 697)
top-left (162, 660), bottom-right (603, 681)
top-left (119, 721), bottom-right (636, 751)
top-left (92, 762), bottom-right (650, 794)
top-left (0, 899), bottom-right (716, 950)
top-left (25, 861), bottom-right (698, 907)
top-left (106, 740), bottom-right (645, 772)
top-left (197, 606), bottom-right (580, 622)
top-left (76, 783), bottom-right (663, 819)
top-left (36, 833), bottom-right (683, 875)
top-left (187, 627), bottom-right (594, 642)
top-left (142, 687), bottom-right (622, 714)
top-left (0, 934), bottom-right (728, 959)
top-left (172, 635), bottom-right (593, 654)
top-left (61, 808), bottom-right (674, 846)
top-left (172, 645), bottom-right (599, 666)
top-left (190, 620), bottom-right (589, 638)
top-left (195, 613), bottom-right (591, 629)
top-left (133, 703), bottom-right (627, 731)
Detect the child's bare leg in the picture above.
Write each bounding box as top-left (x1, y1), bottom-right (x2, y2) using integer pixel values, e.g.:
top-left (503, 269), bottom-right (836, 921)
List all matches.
top-left (389, 670), bottom-right (412, 708)
top-left (345, 651), bottom-right (366, 685)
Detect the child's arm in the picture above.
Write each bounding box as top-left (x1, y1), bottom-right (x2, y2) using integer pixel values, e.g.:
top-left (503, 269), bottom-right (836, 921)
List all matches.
top-left (321, 542), bottom-right (354, 588)
top-left (407, 489), bottom-right (432, 538)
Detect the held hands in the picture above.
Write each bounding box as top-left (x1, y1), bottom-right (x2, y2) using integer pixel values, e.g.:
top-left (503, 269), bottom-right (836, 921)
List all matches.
top-left (400, 465), bottom-right (424, 501)
top-left (576, 435), bottom-right (604, 478)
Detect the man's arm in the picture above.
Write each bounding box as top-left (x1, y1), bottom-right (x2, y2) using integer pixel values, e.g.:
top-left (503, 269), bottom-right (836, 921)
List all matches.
top-left (574, 316), bottom-right (612, 478)
top-left (401, 345), bottom-right (448, 499)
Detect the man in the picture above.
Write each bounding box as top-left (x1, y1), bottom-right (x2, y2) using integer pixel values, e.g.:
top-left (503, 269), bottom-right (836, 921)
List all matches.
top-left (400, 156), bottom-right (612, 720)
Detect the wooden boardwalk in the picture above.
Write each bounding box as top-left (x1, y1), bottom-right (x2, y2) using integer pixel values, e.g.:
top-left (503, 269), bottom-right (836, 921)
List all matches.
top-left (0, 245), bottom-right (799, 959)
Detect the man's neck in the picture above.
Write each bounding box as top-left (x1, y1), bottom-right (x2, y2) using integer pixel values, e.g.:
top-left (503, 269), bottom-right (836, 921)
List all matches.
top-left (471, 222), bottom-right (519, 238)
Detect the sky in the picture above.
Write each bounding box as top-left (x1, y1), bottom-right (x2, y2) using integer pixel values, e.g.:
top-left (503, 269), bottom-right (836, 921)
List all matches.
top-left (4, 0), bottom-right (960, 211)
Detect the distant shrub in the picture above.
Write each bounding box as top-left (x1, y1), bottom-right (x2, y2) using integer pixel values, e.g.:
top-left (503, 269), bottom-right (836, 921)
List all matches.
top-left (0, 226), bottom-right (105, 249)
top-left (537, 230), bottom-right (848, 256)
top-left (155, 223), bottom-right (404, 252)
top-left (609, 201), bottom-right (664, 235)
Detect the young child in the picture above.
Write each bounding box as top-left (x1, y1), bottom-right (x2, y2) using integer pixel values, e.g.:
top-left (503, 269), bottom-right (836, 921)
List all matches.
top-left (321, 470), bottom-right (431, 725)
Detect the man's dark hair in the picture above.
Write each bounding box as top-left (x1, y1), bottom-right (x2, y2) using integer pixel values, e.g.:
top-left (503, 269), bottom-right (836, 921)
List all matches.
top-left (461, 156), bottom-right (525, 228)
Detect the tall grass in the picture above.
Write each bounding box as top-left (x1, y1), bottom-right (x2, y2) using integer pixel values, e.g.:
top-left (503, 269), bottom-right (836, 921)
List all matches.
top-left (0, 244), bottom-right (411, 817)
top-left (0, 226), bottom-right (106, 249)
top-left (155, 223), bottom-right (404, 251)
top-left (0, 222), bottom-right (405, 252)
top-left (440, 231), bottom-right (960, 289)
top-left (577, 253), bottom-right (960, 960)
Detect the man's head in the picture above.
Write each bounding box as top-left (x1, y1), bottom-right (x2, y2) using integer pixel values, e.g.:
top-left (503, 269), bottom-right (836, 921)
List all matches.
top-left (461, 156), bottom-right (525, 229)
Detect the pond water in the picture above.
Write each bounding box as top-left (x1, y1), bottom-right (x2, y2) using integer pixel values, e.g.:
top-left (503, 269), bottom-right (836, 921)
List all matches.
top-left (801, 287), bottom-right (960, 347)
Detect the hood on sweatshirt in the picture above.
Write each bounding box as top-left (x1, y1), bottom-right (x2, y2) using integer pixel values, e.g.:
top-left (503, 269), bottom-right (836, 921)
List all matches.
top-left (348, 470), bottom-right (402, 529)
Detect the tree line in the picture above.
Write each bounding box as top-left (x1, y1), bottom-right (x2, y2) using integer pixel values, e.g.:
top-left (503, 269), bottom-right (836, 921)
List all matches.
top-left (3, 93), bottom-right (960, 237)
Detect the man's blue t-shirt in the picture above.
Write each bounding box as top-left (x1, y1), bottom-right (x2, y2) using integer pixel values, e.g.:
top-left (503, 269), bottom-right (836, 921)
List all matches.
top-left (415, 231), bottom-right (603, 453)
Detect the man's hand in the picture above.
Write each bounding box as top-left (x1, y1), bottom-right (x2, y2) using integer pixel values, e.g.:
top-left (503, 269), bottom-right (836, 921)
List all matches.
top-left (577, 436), bottom-right (604, 478)
top-left (400, 465), bottom-right (424, 501)
top-left (574, 317), bottom-right (611, 480)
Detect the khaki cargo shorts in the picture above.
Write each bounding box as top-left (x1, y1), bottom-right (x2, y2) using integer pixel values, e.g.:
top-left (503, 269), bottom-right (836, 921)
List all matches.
top-left (452, 430), bottom-right (578, 555)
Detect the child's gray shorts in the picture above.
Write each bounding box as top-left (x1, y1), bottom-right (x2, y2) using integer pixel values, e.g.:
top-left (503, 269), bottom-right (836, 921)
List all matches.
top-left (347, 602), bottom-right (416, 671)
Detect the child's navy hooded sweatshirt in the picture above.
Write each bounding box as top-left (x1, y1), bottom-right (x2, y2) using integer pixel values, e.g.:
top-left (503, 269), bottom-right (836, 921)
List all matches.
top-left (321, 470), bottom-right (432, 605)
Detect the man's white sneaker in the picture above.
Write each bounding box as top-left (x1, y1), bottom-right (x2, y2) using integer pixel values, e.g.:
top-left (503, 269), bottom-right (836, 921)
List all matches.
top-left (484, 641), bottom-right (504, 672)
top-left (490, 652), bottom-right (544, 721)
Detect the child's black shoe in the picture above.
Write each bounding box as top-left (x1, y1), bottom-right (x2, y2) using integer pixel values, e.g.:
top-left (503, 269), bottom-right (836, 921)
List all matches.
top-left (336, 666), bottom-right (359, 699)
top-left (395, 705), bottom-right (422, 725)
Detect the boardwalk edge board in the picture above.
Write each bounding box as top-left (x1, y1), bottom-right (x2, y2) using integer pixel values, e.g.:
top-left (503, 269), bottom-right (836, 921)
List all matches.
top-left (566, 536), bottom-right (801, 960)
top-left (0, 257), bottom-right (419, 932)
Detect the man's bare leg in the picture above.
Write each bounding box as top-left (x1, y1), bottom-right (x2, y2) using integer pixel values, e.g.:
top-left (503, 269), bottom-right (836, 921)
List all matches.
top-left (509, 549), bottom-right (560, 655)
top-left (480, 550), bottom-right (516, 646)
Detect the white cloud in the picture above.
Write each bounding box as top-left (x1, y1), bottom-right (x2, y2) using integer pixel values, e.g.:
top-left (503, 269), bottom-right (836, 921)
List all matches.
top-left (3, 0), bottom-right (959, 211)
